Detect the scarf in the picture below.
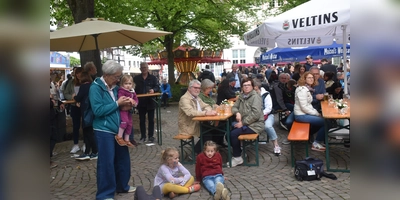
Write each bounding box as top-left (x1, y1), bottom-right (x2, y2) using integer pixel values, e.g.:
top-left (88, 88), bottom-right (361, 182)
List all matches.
top-left (305, 84), bottom-right (315, 94)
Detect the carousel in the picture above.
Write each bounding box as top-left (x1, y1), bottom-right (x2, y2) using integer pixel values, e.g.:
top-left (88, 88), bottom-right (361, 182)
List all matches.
top-left (147, 46), bottom-right (230, 85)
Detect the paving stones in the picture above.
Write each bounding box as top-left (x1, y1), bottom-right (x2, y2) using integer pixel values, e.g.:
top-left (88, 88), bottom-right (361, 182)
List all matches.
top-left (50, 102), bottom-right (350, 199)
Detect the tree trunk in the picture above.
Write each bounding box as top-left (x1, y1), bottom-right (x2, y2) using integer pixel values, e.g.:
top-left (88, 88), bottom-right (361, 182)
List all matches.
top-left (165, 34), bottom-right (175, 86)
top-left (67, 0), bottom-right (102, 77)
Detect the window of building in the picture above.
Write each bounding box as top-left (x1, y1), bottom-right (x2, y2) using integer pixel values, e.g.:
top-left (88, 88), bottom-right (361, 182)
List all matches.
top-left (278, 0), bottom-right (283, 6)
top-left (240, 59), bottom-right (246, 64)
top-left (240, 49), bottom-right (246, 58)
top-left (232, 50), bottom-right (238, 58)
top-left (129, 61), bottom-right (131, 66)
top-left (233, 60), bottom-right (239, 64)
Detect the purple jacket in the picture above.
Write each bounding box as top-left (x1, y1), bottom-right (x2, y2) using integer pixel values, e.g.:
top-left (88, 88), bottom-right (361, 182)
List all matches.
top-left (118, 87), bottom-right (138, 107)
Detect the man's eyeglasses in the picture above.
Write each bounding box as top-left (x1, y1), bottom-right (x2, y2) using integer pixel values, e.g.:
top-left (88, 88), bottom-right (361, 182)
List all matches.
top-left (242, 84), bottom-right (252, 87)
top-left (191, 86), bottom-right (201, 90)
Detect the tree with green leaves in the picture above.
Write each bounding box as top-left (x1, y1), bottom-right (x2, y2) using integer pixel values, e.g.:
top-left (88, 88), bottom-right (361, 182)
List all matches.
top-left (51, 0), bottom-right (267, 83)
top-left (69, 56), bottom-right (80, 67)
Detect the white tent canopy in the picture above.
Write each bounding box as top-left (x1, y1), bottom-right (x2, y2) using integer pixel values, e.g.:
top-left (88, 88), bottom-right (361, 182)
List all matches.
top-left (244, 0), bottom-right (350, 93)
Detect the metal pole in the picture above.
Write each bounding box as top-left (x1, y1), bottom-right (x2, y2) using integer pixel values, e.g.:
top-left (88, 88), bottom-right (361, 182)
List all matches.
top-left (342, 25), bottom-right (348, 95)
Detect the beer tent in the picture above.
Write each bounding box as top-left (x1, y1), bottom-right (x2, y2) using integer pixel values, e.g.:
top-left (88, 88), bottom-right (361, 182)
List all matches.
top-left (243, 0), bottom-right (350, 93)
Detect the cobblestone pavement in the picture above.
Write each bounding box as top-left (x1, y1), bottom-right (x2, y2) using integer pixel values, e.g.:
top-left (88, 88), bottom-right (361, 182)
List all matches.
top-left (50, 102), bottom-right (350, 200)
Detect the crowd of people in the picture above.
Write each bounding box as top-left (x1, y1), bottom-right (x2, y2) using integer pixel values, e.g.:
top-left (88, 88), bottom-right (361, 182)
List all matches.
top-left (50, 56), bottom-right (349, 199)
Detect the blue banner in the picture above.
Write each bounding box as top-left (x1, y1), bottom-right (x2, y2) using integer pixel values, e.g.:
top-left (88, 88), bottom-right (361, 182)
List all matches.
top-left (260, 42), bottom-right (350, 64)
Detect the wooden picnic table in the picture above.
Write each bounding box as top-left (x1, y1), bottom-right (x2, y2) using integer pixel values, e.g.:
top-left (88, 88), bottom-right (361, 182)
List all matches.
top-left (321, 100), bottom-right (350, 173)
top-left (193, 113), bottom-right (233, 167)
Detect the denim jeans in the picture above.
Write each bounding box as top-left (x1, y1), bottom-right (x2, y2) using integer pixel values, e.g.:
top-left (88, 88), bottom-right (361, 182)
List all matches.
top-left (230, 127), bottom-right (256, 157)
top-left (264, 114), bottom-right (277, 141)
top-left (294, 114), bottom-right (325, 142)
top-left (95, 130), bottom-right (131, 200)
top-left (202, 174), bottom-right (225, 195)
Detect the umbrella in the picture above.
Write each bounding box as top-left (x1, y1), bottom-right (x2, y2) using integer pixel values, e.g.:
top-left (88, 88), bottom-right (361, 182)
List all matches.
top-left (243, 0), bottom-right (350, 93)
top-left (50, 18), bottom-right (172, 52)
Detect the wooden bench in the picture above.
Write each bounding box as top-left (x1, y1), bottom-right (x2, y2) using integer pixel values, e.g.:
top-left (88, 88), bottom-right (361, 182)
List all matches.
top-left (238, 133), bottom-right (259, 166)
top-left (287, 121), bottom-right (310, 167)
top-left (173, 134), bottom-right (195, 164)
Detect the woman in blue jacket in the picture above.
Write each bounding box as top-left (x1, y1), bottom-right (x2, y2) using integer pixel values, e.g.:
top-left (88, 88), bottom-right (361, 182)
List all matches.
top-left (160, 78), bottom-right (172, 108)
top-left (89, 60), bottom-right (135, 200)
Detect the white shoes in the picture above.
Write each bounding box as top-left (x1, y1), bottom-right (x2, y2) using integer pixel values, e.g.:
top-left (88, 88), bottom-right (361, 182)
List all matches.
top-left (70, 144), bottom-right (80, 154)
top-left (227, 156), bottom-right (243, 167)
top-left (81, 144), bottom-right (86, 153)
top-left (274, 146), bottom-right (281, 156)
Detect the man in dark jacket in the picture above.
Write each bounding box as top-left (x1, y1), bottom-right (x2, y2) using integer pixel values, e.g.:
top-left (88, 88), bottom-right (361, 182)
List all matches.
top-left (134, 62), bottom-right (160, 143)
top-left (226, 64), bottom-right (242, 92)
top-left (320, 58), bottom-right (338, 81)
top-left (198, 65), bottom-right (215, 83)
top-left (304, 55), bottom-right (315, 71)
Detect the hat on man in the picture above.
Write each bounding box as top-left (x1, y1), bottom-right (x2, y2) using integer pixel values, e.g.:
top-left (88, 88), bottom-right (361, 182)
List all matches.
top-left (228, 77), bottom-right (237, 82)
top-left (306, 55), bottom-right (312, 59)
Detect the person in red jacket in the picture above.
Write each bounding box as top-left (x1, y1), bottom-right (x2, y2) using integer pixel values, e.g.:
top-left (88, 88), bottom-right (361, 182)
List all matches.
top-left (195, 141), bottom-right (230, 200)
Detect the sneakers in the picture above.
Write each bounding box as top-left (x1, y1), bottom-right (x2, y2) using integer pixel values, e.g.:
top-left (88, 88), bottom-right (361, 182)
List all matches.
top-left (89, 153), bottom-right (98, 160)
top-left (282, 138), bottom-right (291, 145)
top-left (75, 154), bottom-right (90, 161)
top-left (227, 156), bottom-right (243, 168)
top-left (311, 142), bottom-right (326, 152)
top-left (214, 182), bottom-right (224, 200)
top-left (188, 183), bottom-right (201, 193)
top-left (222, 188), bottom-right (230, 200)
top-left (148, 137), bottom-right (155, 143)
top-left (138, 138), bottom-right (146, 144)
top-left (127, 186), bottom-right (136, 193)
top-left (280, 121), bottom-right (288, 131)
top-left (274, 146), bottom-right (281, 156)
top-left (81, 144), bottom-right (86, 153)
top-left (70, 144), bottom-right (80, 154)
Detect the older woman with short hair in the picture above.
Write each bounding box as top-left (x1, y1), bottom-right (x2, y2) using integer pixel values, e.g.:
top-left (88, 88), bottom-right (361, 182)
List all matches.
top-left (230, 78), bottom-right (264, 167)
top-left (198, 79), bottom-right (216, 107)
top-left (89, 60), bottom-right (135, 199)
top-left (198, 79), bottom-right (227, 148)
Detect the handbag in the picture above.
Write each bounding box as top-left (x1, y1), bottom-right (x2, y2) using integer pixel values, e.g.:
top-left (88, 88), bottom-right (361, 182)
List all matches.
top-left (82, 97), bottom-right (94, 128)
top-left (294, 157), bottom-right (324, 181)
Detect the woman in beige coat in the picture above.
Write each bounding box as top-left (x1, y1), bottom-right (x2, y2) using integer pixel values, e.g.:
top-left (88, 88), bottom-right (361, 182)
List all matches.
top-left (229, 78), bottom-right (264, 167)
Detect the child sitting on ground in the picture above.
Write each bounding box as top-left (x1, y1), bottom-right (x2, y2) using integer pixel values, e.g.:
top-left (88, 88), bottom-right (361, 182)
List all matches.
top-left (195, 141), bottom-right (230, 200)
top-left (154, 147), bottom-right (201, 199)
top-left (115, 75), bottom-right (138, 147)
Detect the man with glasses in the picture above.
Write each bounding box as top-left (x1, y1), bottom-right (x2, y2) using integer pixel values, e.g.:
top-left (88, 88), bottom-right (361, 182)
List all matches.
top-left (226, 64), bottom-right (242, 92)
top-left (309, 66), bottom-right (326, 111)
top-left (134, 62), bottom-right (160, 143)
top-left (178, 80), bottom-right (217, 154)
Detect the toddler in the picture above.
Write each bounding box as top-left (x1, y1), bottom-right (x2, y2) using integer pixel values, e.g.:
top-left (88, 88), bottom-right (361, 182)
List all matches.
top-left (154, 147), bottom-right (200, 199)
top-left (195, 141), bottom-right (230, 200)
top-left (115, 75), bottom-right (138, 147)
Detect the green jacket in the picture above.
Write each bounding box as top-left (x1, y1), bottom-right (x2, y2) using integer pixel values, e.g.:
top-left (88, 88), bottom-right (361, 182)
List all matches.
top-left (231, 90), bottom-right (264, 134)
top-left (89, 77), bottom-right (120, 134)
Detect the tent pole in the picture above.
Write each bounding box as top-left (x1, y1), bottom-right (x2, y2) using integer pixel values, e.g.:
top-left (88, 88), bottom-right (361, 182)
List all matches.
top-left (342, 25), bottom-right (348, 95)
